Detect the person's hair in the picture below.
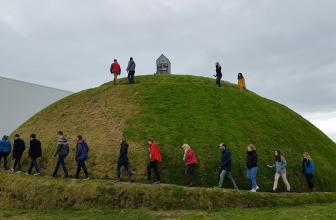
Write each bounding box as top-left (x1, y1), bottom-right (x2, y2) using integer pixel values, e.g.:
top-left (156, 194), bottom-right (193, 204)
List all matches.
top-left (220, 143), bottom-right (227, 149)
top-left (57, 131), bottom-right (63, 135)
top-left (248, 144), bottom-right (256, 151)
top-left (114, 59), bottom-right (117, 62)
top-left (130, 57), bottom-right (133, 61)
top-left (216, 62), bottom-right (221, 68)
top-left (275, 150), bottom-right (281, 162)
top-left (303, 152), bottom-right (311, 160)
top-left (147, 137), bottom-right (154, 142)
top-left (238, 73), bottom-right (244, 79)
top-left (182, 144), bottom-right (191, 150)
top-left (77, 135), bottom-right (83, 141)
top-left (2, 135), bottom-right (8, 139)
top-left (14, 134), bottom-right (20, 138)
top-left (30, 134), bottom-right (36, 139)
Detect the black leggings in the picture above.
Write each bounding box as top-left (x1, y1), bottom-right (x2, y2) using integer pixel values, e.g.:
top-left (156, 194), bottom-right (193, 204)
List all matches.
top-left (0, 152), bottom-right (9, 169)
top-left (186, 164), bottom-right (196, 185)
top-left (305, 174), bottom-right (314, 191)
top-left (76, 160), bottom-right (89, 178)
top-left (147, 160), bottom-right (160, 181)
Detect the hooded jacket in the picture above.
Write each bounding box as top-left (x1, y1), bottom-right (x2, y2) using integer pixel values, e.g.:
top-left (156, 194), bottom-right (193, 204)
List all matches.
top-left (76, 140), bottom-right (89, 161)
top-left (111, 62), bottom-right (121, 74)
top-left (29, 138), bottom-right (42, 158)
top-left (302, 159), bottom-right (315, 174)
top-left (118, 140), bottom-right (129, 164)
top-left (54, 136), bottom-right (69, 157)
top-left (0, 138), bottom-right (11, 153)
top-left (127, 60), bottom-right (136, 72)
top-left (150, 143), bottom-right (161, 162)
top-left (220, 148), bottom-right (232, 171)
top-left (184, 148), bottom-right (198, 166)
top-left (13, 138), bottom-right (25, 158)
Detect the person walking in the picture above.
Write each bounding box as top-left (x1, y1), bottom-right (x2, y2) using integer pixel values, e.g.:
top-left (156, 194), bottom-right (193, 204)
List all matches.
top-left (115, 139), bottom-right (133, 182)
top-left (182, 144), bottom-right (198, 187)
top-left (110, 59), bottom-right (121, 84)
top-left (237, 73), bottom-right (246, 92)
top-left (147, 137), bottom-right (161, 184)
top-left (246, 144), bottom-right (259, 192)
top-left (11, 134), bottom-right (25, 172)
top-left (27, 134), bottom-right (42, 175)
top-left (52, 131), bottom-right (69, 178)
top-left (75, 135), bottom-right (89, 179)
top-left (267, 150), bottom-right (291, 192)
top-left (126, 57), bottom-right (136, 84)
top-left (302, 152), bottom-right (315, 192)
top-left (0, 135), bottom-right (12, 170)
top-left (217, 143), bottom-right (238, 190)
top-left (214, 62), bottom-right (222, 87)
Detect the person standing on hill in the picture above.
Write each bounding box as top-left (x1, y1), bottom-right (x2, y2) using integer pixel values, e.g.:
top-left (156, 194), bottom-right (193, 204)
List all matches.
top-left (302, 152), bottom-right (315, 192)
top-left (126, 57), bottom-right (136, 84)
top-left (217, 143), bottom-right (238, 190)
top-left (214, 62), bottom-right (222, 87)
top-left (75, 135), bottom-right (89, 179)
top-left (0, 135), bottom-right (12, 170)
top-left (246, 144), bottom-right (259, 192)
top-left (27, 134), bottom-right (42, 175)
top-left (11, 134), bottom-right (25, 172)
top-left (267, 150), bottom-right (291, 192)
top-left (52, 131), bottom-right (69, 178)
top-left (110, 59), bottom-right (121, 84)
top-left (115, 139), bottom-right (133, 182)
top-left (237, 73), bottom-right (246, 92)
top-left (182, 144), bottom-right (198, 187)
top-left (147, 137), bottom-right (161, 184)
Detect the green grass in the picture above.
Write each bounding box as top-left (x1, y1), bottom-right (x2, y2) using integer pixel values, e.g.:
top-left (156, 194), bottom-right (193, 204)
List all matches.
top-left (12, 75), bottom-right (336, 192)
top-left (2, 203), bottom-right (336, 219)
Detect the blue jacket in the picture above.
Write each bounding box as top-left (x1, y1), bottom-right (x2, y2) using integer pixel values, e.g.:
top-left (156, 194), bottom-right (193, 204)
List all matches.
top-left (302, 159), bottom-right (315, 174)
top-left (220, 149), bottom-right (232, 171)
top-left (76, 141), bottom-right (89, 161)
top-left (0, 139), bottom-right (11, 153)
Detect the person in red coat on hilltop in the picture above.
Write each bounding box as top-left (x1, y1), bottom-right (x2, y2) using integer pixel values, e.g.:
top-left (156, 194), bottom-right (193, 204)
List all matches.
top-left (182, 144), bottom-right (198, 187)
top-left (147, 137), bottom-right (161, 184)
top-left (110, 59), bottom-right (121, 84)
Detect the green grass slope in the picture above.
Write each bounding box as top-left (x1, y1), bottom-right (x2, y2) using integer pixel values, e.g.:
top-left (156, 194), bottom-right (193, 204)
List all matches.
top-left (12, 75), bottom-right (336, 192)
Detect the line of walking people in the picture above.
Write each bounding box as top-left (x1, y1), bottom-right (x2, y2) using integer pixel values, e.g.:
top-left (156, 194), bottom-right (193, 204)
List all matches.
top-left (110, 57), bottom-right (136, 85)
top-left (0, 134), bottom-right (315, 192)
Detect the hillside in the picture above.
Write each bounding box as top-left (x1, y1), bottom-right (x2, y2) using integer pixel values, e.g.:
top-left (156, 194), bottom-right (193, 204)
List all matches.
top-left (12, 75), bottom-right (336, 192)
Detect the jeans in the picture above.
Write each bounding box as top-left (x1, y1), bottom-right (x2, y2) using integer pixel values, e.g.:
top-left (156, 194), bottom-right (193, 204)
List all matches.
top-left (13, 155), bottom-right (23, 171)
top-left (246, 167), bottom-right (258, 190)
top-left (117, 161), bottom-right (133, 178)
top-left (52, 156), bottom-right (69, 177)
top-left (76, 160), bottom-right (89, 178)
top-left (216, 75), bottom-right (222, 87)
top-left (273, 172), bottom-right (291, 191)
top-left (0, 152), bottom-right (9, 169)
top-left (128, 71), bottom-right (135, 84)
top-left (147, 160), bottom-right (160, 181)
top-left (305, 174), bottom-right (314, 191)
top-left (218, 169), bottom-right (238, 189)
top-left (28, 158), bottom-right (41, 174)
top-left (185, 164), bottom-right (196, 185)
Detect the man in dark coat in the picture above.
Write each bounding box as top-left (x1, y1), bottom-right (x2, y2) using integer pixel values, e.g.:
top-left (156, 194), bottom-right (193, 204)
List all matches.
top-left (12, 134), bottom-right (25, 172)
top-left (27, 134), bottom-right (42, 175)
top-left (52, 131), bottom-right (69, 178)
top-left (115, 139), bottom-right (133, 182)
top-left (217, 143), bottom-right (238, 189)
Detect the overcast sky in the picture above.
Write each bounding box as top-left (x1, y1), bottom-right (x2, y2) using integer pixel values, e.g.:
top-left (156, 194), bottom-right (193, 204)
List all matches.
top-left (0, 0), bottom-right (335, 140)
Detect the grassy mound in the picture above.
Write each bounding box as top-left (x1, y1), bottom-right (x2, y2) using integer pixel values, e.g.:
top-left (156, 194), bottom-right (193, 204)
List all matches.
top-left (12, 75), bottom-right (336, 192)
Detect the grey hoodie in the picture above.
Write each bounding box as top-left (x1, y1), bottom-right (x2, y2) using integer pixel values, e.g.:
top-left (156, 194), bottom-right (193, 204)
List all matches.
top-left (127, 60), bottom-right (136, 72)
top-left (54, 136), bottom-right (69, 157)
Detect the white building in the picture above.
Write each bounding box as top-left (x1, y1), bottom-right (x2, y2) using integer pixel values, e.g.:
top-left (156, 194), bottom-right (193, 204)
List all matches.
top-left (0, 76), bottom-right (72, 135)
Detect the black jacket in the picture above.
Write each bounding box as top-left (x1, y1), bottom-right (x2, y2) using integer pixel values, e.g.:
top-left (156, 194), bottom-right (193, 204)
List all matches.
top-left (118, 141), bottom-right (129, 163)
top-left (29, 139), bottom-right (42, 159)
top-left (246, 150), bottom-right (257, 169)
top-left (221, 149), bottom-right (232, 171)
top-left (13, 138), bottom-right (25, 159)
top-left (216, 66), bottom-right (222, 77)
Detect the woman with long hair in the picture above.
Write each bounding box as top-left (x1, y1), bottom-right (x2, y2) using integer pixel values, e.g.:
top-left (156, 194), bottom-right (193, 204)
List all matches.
top-left (302, 152), bottom-right (315, 192)
top-left (267, 150), bottom-right (291, 192)
top-left (237, 73), bottom-right (246, 91)
top-left (182, 144), bottom-right (198, 187)
top-left (246, 144), bottom-right (259, 192)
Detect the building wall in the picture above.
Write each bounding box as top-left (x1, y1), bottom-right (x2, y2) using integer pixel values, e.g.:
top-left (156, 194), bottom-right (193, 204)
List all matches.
top-left (0, 77), bottom-right (72, 135)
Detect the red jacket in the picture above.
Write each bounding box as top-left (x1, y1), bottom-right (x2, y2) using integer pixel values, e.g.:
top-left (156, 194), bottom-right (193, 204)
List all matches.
top-left (185, 148), bottom-right (198, 166)
top-left (150, 143), bottom-right (161, 162)
top-left (111, 62), bottom-right (121, 74)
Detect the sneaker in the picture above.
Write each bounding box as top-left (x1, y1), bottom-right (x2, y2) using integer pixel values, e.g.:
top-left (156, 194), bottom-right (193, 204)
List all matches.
top-left (250, 189), bottom-right (257, 192)
top-left (25, 172), bottom-right (30, 175)
top-left (10, 168), bottom-right (14, 173)
top-left (84, 177), bottom-right (90, 180)
top-left (256, 186), bottom-right (260, 191)
top-left (153, 181), bottom-right (161, 184)
top-left (34, 173), bottom-right (41, 176)
top-left (16, 171), bottom-right (22, 174)
top-left (113, 179), bottom-right (121, 183)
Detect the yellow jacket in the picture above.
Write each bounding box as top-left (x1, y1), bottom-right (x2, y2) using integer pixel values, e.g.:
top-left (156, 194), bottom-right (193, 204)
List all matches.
top-left (238, 78), bottom-right (246, 89)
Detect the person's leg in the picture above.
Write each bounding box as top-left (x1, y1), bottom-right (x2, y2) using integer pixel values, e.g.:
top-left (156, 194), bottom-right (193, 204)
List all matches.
top-left (117, 162), bottom-right (122, 179)
top-left (281, 173), bottom-right (291, 191)
top-left (218, 170), bottom-right (226, 188)
top-left (0, 153), bottom-right (3, 167)
top-left (124, 163), bottom-right (133, 177)
top-left (147, 162), bottom-right (152, 180)
top-left (59, 157), bottom-right (69, 177)
top-left (152, 160), bottom-right (160, 181)
top-left (246, 168), bottom-right (252, 187)
top-left (127, 73), bottom-right (131, 84)
top-left (3, 153), bottom-right (8, 169)
top-left (13, 157), bottom-right (18, 170)
top-left (250, 167), bottom-right (258, 190)
top-left (306, 174), bottom-right (314, 191)
top-left (273, 173), bottom-right (280, 191)
top-left (81, 161), bottom-right (89, 178)
top-left (131, 71), bottom-right (135, 83)
top-left (75, 161), bottom-right (82, 178)
top-left (185, 165), bottom-right (193, 185)
top-left (52, 158), bottom-right (61, 177)
top-left (227, 172), bottom-right (238, 190)
top-left (34, 158), bottom-right (41, 174)
top-left (27, 159), bottom-right (34, 174)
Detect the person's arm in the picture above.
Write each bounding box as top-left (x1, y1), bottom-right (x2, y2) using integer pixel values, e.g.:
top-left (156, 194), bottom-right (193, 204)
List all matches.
top-left (126, 62), bottom-right (130, 72)
top-left (54, 144), bottom-right (61, 157)
top-left (221, 152), bottom-right (230, 168)
top-left (110, 64), bottom-right (113, 74)
top-left (267, 164), bottom-right (275, 168)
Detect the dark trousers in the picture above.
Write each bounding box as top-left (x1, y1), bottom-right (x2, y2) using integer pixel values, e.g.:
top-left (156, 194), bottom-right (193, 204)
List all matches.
top-left (147, 160), bottom-right (160, 181)
top-left (117, 160), bottom-right (133, 178)
top-left (76, 160), bottom-right (89, 178)
top-left (305, 174), bottom-right (314, 191)
top-left (128, 71), bottom-right (135, 84)
top-left (52, 156), bottom-right (69, 177)
top-left (28, 158), bottom-right (41, 174)
top-left (13, 155), bottom-right (23, 171)
top-left (0, 152), bottom-right (10, 169)
top-left (186, 164), bottom-right (196, 185)
top-left (216, 75), bottom-right (222, 87)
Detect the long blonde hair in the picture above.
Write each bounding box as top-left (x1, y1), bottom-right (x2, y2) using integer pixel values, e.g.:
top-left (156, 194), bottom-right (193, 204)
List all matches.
top-left (303, 152), bottom-right (312, 160)
top-left (247, 144), bottom-right (256, 151)
top-left (182, 144), bottom-right (191, 151)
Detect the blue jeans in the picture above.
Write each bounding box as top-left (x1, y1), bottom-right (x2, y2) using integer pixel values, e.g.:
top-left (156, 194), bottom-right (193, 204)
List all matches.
top-left (218, 169), bottom-right (238, 189)
top-left (117, 161), bottom-right (133, 178)
top-left (246, 167), bottom-right (258, 190)
top-left (216, 75), bottom-right (222, 87)
top-left (28, 158), bottom-right (41, 174)
top-left (52, 156), bottom-right (69, 177)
